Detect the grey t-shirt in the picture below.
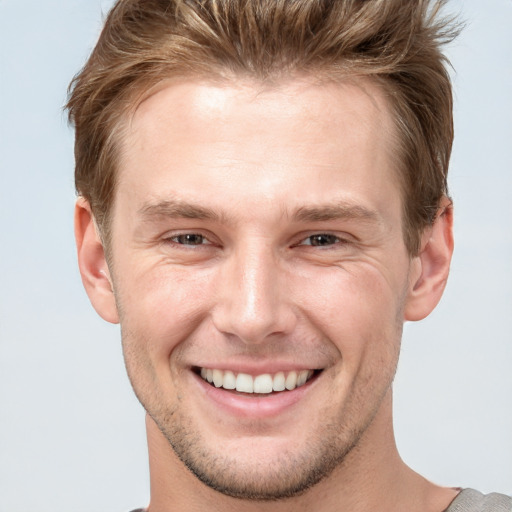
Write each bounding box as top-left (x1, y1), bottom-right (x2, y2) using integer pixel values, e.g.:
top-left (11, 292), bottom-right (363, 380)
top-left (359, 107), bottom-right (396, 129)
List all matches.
top-left (130, 489), bottom-right (512, 511)
top-left (445, 489), bottom-right (512, 512)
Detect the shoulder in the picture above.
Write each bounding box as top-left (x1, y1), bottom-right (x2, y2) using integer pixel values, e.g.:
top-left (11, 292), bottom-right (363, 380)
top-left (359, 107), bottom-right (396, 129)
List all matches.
top-left (445, 489), bottom-right (512, 512)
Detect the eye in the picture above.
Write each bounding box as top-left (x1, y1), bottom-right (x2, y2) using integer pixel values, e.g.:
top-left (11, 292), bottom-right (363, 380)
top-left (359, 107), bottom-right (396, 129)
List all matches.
top-left (169, 233), bottom-right (209, 246)
top-left (300, 234), bottom-right (343, 247)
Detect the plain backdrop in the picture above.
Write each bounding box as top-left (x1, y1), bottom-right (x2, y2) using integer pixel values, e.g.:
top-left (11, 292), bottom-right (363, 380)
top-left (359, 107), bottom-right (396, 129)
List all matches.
top-left (0, 1), bottom-right (511, 511)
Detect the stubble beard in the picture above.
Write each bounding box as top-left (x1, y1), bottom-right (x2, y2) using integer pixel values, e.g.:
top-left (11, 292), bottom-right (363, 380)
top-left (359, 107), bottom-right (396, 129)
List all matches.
top-left (148, 340), bottom-right (402, 501)
top-left (144, 343), bottom-right (402, 501)
top-left (117, 288), bottom-right (405, 502)
top-left (152, 405), bottom-right (368, 501)
top-left (121, 332), bottom-right (401, 503)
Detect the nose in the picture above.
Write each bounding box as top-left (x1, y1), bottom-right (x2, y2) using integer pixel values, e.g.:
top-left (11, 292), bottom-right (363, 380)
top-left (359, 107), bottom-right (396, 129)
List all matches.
top-left (211, 244), bottom-right (297, 345)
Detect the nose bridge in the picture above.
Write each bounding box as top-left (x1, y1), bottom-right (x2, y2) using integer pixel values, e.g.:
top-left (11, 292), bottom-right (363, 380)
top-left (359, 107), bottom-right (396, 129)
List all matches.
top-left (213, 239), bottom-right (295, 343)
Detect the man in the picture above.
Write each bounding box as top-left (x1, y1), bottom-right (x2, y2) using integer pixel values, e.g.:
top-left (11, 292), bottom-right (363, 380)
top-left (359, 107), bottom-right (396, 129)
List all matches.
top-left (67, 0), bottom-right (511, 511)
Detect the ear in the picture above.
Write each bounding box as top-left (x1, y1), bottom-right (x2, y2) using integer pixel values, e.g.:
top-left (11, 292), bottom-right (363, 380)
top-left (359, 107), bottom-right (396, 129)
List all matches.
top-left (74, 198), bottom-right (119, 324)
top-left (404, 197), bottom-right (454, 321)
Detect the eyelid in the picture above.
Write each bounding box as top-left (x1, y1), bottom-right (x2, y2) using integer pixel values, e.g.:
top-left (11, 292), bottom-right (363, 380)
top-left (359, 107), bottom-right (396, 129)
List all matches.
top-left (173, 234), bottom-right (209, 244)
top-left (295, 232), bottom-right (352, 247)
top-left (161, 230), bottom-right (217, 247)
top-left (302, 235), bottom-right (338, 246)
top-left (158, 229), bottom-right (353, 248)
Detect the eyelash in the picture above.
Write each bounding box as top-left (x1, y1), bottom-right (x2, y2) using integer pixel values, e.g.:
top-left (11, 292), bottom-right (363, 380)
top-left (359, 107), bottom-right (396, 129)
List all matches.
top-left (297, 233), bottom-right (347, 248)
top-left (163, 233), bottom-right (212, 247)
top-left (162, 232), bottom-right (349, 249)
top-left (169, 233), bottom-right (208, 244)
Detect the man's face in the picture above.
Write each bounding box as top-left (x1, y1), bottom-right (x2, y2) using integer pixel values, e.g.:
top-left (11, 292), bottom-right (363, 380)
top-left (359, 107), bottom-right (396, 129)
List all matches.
top-left (107, 77), bottom-right (416, 499)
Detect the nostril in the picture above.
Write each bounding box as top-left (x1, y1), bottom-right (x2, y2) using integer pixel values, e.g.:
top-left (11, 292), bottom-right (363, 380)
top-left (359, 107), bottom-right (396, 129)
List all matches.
top-left (211, 306), bottom-right (298, 345)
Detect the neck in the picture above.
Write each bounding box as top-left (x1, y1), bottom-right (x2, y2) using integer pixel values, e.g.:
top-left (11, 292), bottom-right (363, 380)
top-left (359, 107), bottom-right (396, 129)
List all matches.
top-left (145, 391), bottom-right (457, 512)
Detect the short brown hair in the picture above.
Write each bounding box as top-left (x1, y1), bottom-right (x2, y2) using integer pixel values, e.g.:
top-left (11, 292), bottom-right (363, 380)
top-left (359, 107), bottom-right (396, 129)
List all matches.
top-left (67, 0), bottom-right (459, 254)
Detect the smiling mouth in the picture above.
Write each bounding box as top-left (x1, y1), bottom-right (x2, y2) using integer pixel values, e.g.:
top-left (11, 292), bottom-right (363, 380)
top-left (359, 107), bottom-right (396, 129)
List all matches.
top-left (195, 367), bottom-right (321, 394)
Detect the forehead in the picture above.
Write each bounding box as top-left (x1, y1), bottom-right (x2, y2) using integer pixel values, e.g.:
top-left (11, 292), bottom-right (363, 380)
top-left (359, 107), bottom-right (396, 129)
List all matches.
top-left (116, 76), bottom-right (400, 225)
top-left (127, 76), bottom-right (394, 156)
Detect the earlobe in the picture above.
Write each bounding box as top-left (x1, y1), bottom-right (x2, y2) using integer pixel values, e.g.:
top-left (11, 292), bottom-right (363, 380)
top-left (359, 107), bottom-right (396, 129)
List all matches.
top-left (404, 197), bottom-right (454, 322)
top-left (74, 198), bottom-right (119, 324)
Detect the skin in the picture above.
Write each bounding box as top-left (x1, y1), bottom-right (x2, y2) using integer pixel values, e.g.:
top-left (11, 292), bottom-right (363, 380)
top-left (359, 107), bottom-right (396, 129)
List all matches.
top-left (75, 77), bottom-right (456, 511)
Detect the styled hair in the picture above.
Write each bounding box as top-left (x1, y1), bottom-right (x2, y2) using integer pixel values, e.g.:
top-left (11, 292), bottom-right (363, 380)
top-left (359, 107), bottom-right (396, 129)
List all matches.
top-left (67, 0), bottom-right (459, 254)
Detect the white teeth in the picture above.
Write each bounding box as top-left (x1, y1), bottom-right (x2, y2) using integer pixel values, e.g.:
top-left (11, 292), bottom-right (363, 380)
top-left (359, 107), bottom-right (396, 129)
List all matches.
top-left (199, 368), bottom-right (316, 394)
top-left (285, 371), bottom-right (297, 390)
top-left (273, 372), bottom-right (286, 392)
top-left (223, 370), bottom-right (236, 390)
top-left (212, 369), bottom-right (223, 388)
top-left (296, 370), bottom-right (309, 387)
top-left (253, 374), bottom-right (273, 394)
top-left (236, 373), bottom-right (254, 393)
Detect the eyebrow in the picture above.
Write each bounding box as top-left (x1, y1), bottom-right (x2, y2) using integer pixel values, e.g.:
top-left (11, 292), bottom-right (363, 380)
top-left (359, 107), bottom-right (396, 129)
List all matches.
top-left (292, 203), bottom-right (381, 224)
top-left (138, 199), bottom-right (221, 222)
top-left (137, 198), bottom-right (381, 225)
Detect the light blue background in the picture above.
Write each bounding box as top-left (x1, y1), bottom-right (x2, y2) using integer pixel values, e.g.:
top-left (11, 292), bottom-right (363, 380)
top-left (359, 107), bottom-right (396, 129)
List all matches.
top-left (0, 1), bottom-right (511, 511)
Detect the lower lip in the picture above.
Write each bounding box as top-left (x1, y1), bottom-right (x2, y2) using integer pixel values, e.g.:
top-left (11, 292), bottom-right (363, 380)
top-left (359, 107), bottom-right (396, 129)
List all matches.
top-left (192, 372), bottom-right (318, 419)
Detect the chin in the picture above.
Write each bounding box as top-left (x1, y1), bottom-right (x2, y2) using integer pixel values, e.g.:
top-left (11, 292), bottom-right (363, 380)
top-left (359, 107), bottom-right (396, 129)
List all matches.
top-left (154, 410), bottom-right (364, 501)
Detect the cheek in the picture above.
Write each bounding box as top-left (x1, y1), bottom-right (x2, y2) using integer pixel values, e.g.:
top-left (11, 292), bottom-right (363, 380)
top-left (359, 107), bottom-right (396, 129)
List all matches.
top-left (296, 264), bottom-right (405, 363)
top-left (116, 263), bottom-right (215, 360)
top-left (299, 262), bottom-right (403, 320)
top-left (116, 265), bottom-right (217, 409)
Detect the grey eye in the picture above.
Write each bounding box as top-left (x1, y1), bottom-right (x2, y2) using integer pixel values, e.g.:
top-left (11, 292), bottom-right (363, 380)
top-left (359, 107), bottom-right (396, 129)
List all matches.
top-left (174, 234), bottom-right (206, 245)
top-left (305, 234), bottom-right (339, 246)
